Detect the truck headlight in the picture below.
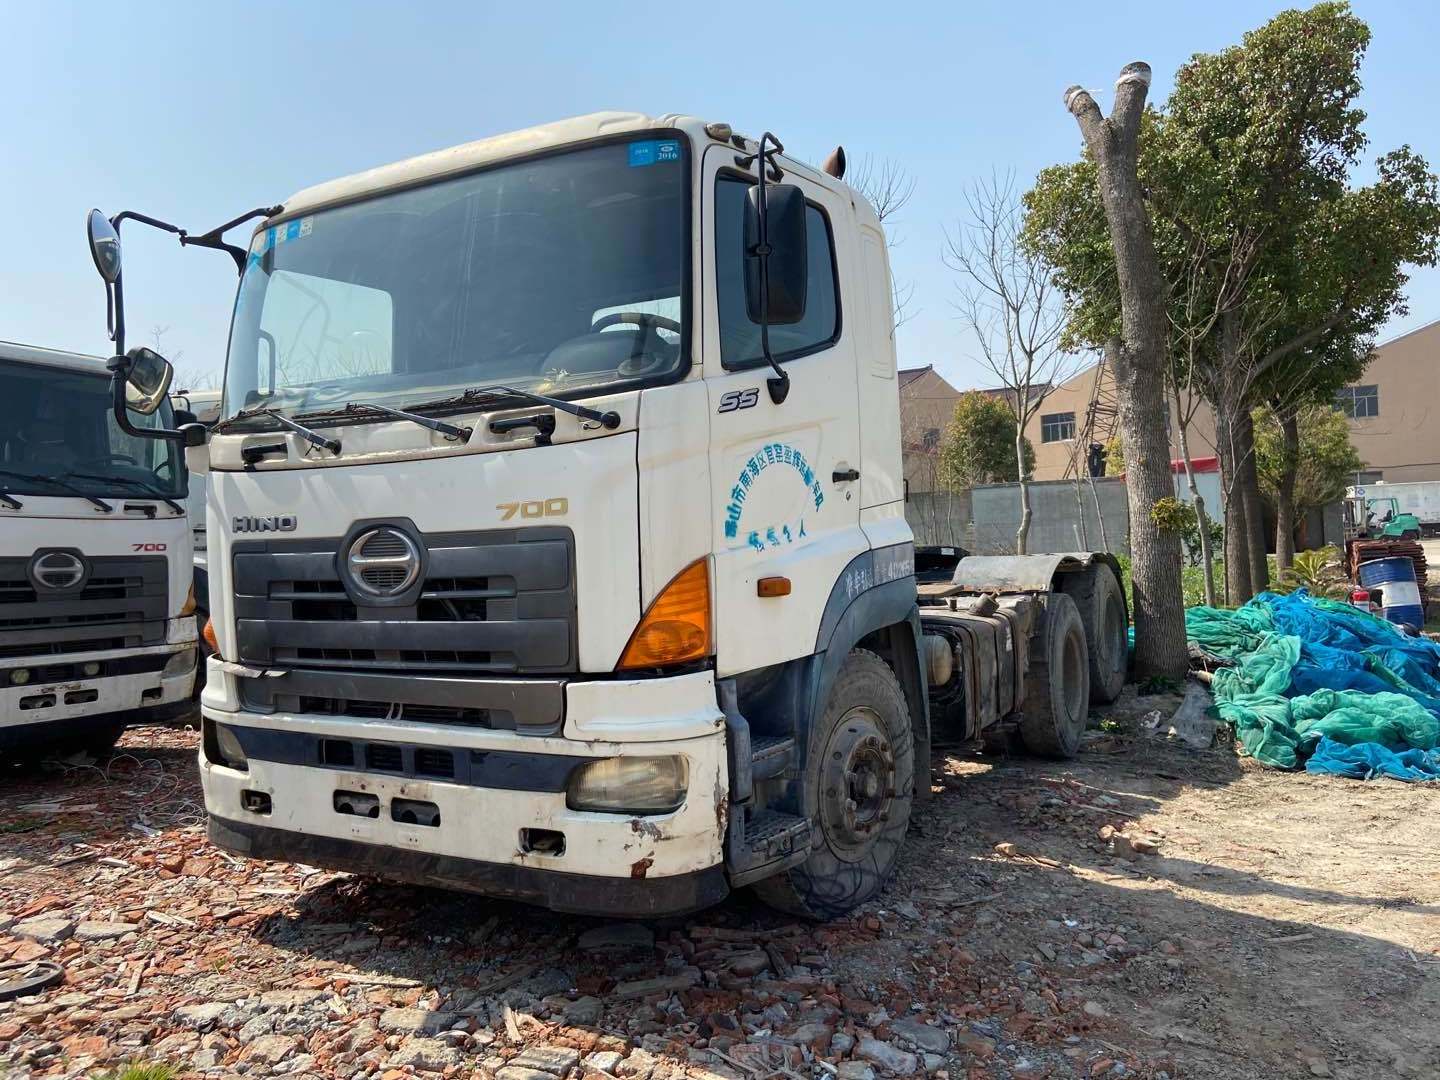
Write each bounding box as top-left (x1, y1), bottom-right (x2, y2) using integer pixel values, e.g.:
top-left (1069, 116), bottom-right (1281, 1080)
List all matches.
top-left (205, 720), bottom-right (249, 772)
top-left (9, 668), bottom-right (30, 686)
top-left (163, 648), bottom-right (196, 677)
top-left (566, 756), bottom-right (688, 814)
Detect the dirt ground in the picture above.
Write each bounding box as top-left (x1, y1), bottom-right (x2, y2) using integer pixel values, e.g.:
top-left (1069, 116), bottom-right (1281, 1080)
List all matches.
top-left (1, 705), bottom-right (1436, 1080)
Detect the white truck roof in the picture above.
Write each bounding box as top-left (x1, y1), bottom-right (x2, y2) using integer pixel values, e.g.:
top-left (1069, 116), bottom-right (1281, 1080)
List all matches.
top-left (267, 112), bottom-right (847, 225)
top-left (0, 340), bottom-right (109, 376)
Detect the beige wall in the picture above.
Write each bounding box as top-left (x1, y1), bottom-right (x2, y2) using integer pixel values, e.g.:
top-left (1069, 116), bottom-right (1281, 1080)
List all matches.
top-left (1022, 362), bottom-right (1218, 481)
top-left (899, 367), bottom-right (962, 493)
top-left (1343, 320), bottom-right (1440, 483)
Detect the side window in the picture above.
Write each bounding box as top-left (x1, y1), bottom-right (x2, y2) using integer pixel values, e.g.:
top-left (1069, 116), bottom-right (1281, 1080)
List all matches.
top-left (715, 176), bottom-right (839, 368)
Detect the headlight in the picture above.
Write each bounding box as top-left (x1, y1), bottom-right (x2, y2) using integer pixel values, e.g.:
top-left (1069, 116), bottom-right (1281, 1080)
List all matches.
top-left (81, 661), bottom-right (102, 677)
top-left (566, 756), bottom-right (688, 814)
top-left (206, 721), bottom-right (249, 772)
top-left (163, 648), bottom-right (196, 677)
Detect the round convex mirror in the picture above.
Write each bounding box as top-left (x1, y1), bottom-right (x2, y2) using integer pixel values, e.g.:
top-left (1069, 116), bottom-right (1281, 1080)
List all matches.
top-left (87, 209), bottom-right (122, 283)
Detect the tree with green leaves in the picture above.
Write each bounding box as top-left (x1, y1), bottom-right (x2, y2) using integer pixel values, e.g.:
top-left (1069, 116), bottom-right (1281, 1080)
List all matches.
top-left (1254, 404), bottom-right (1363, 554)
top-left (1027, 2), bottom-right (1440, 604)
top-left (938, 391), bottom-right (1034, 491)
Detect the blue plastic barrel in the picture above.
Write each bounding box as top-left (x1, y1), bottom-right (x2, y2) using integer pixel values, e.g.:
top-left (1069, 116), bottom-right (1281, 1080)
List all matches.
top-left (1357, 557), bottom-right (1424, 626)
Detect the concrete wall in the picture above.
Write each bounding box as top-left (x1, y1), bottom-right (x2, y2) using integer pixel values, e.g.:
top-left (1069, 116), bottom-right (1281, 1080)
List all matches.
top-left (905, 477), bottom-right (1131, 555)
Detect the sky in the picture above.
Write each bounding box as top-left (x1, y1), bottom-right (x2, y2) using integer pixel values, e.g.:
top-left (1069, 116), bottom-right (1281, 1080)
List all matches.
top-left (4, 1), bottom-right (1437, 394)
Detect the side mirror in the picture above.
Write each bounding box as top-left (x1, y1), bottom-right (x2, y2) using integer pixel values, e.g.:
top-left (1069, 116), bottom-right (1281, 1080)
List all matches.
top-left (744, 183), bottom-right (808, 325)
top-left (122, 347), bottom-right (175, 415)
top-left (87, 209), bottom-right (122, 284)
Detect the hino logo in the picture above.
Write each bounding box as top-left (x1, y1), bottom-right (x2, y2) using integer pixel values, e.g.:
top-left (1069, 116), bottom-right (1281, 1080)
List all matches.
top-left (29, 550), bottom-right (88, 592)
top-left (233, 515), bottom-right (298, 533)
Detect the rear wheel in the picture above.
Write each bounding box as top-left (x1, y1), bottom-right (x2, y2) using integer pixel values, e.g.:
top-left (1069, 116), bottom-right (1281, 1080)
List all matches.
top-left (1019, 592), bottom-right (1090, 758)
top-left (752, 649), bottom-right (914, 919)
top-left (1059, 563), bottom-right (1127, 705)
top-left (1402, 528), bottom-right (1421, 542)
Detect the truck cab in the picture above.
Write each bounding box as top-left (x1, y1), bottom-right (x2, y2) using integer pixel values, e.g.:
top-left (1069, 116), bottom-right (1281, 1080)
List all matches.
top-left (0, 342), bottom-right (197, 757)
top-left (87, 112), bottom-right (1118, 918)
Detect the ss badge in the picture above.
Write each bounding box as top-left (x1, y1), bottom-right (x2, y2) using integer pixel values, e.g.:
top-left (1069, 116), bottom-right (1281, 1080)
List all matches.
top-left (718, 387), bottom-right (759, 414)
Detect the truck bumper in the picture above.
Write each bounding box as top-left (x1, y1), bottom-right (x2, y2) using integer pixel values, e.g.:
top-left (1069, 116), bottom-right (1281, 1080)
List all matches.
top-left (0, 633), bottom-right (197, 749)
top-left (199, 666), bottom-right (732, 915)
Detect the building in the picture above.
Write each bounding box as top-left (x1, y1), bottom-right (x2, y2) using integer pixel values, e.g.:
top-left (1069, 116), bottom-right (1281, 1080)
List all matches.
top-left (1018, 318), bottom-right (1438, 485)
top-left (1338, 319), bottom-right (1440, 483)
top-left (898, 364), bottom-right (962, 493)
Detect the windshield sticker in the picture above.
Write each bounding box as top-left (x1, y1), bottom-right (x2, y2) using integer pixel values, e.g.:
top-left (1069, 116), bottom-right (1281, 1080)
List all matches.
top-left (628, 140), bottom-right (682, 167)
top-left (250, 217), bottom-right (313, 263)
top-left (723, 441), bottom-right (824, 552)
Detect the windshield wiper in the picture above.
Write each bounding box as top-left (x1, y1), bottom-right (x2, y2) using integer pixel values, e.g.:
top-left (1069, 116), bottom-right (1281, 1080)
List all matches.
top-left (0, 468), bottom-right (114, 513)
top-left (0, 489), bottom-right (20, 511)
top-left (211, 408), bottom-right (341, 456)
top-left (64, 472), bottom-right (185, 515)
top-left (293, 402), bottom-right (472, 442)
top-left (406, 385), bottom-right (621, 431)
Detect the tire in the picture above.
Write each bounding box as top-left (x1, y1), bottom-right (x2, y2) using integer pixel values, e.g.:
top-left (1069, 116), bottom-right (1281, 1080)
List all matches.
top-left (752, 649), bottom-right (915, 920)
top-left (1019, 592), bottom-right (1090, 758)
top-left (1402, 529), bottom-right (1421, 542)
top-left (1059, 563), bottom-right (1127, 705)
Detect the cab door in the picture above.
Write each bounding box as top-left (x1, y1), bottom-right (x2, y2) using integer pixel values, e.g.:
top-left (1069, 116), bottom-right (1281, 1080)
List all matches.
top-left (702, 146), bottom-right (866, 677)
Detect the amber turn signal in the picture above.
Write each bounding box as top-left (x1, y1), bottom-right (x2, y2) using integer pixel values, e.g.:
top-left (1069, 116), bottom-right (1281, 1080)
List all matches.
top-left (617, 559), bottom-right (712, 670)
top-left (201, 617), bottom-right (219, 657)
top-left (757, 576), bottom-right (791, 597)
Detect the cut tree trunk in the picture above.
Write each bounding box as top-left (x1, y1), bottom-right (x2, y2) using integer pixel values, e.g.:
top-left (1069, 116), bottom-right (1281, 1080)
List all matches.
top-left (1066, 70), bottom-right (1188, 680)
top-left (1275, 411), bottom-right (1300, 570)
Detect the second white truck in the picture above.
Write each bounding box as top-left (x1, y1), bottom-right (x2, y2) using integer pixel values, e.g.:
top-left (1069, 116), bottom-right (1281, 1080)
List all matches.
top-left (1, 341), bottom-right (197, 758)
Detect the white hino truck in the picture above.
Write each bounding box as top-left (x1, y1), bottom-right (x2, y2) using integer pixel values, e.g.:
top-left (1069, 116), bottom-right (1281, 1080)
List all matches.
top-left (0, 341), bottom-right (197, 758)
top-left (84, 112), bottom-right (1126, 918)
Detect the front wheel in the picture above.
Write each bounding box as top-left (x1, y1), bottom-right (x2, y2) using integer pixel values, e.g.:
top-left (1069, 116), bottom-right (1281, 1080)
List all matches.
top-left (752, 649), bottom-right (915, 920)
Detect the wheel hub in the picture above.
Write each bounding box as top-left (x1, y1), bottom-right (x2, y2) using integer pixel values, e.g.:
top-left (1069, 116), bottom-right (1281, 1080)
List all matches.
top-left (819, 708), bottom-right (896, 861)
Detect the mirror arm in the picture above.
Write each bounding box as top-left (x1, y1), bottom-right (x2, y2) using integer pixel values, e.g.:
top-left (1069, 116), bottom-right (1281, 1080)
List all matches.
top-left (179, 206), bottom-right (285, 275)
top-left (749, 132), bottom-right (790, 406)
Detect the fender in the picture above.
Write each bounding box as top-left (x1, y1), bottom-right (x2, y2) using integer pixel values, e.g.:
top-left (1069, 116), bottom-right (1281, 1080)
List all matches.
top-left (808, 543), bottom-right (929, 799)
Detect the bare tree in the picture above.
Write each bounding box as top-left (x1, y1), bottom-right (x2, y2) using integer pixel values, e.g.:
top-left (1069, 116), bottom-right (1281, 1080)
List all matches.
top-left (1065, 64), bottom-right (1188, 680)
top-left (851, 156), bottom-right (918, 334)
top-left (944, 173), bottom-right (1084, 554)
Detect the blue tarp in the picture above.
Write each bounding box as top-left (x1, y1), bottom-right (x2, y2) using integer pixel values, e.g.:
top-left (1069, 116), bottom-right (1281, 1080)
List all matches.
top-left (1185, 591), bottom-right (1440, 781)
top-left (1305, 736), bottom-right (1440, 782)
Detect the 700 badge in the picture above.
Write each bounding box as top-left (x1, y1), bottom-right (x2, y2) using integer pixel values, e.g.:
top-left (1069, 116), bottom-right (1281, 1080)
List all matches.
top-left (497, 499), bottom-right (568, 521)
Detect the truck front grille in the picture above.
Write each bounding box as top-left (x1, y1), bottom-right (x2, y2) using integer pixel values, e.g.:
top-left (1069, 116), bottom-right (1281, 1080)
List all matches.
top-left (0, 556), bottom-right (168, 659)
top-left (232, 526), bottom-right (575, 676)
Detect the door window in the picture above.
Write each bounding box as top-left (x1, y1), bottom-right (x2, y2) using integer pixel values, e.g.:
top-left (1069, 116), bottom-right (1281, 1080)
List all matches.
top-left (715, 176), bottom-right (839, 368)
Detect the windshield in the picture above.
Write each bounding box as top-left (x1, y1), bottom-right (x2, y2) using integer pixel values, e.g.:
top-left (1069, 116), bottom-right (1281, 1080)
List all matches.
top-left (0, 358), bottom-right (184, 499)
top-left (222, 135), bottom-right (690, 421)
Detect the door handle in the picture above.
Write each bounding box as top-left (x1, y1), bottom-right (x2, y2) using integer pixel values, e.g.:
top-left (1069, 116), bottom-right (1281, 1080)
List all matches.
top-left (832, 468), bottom-right (861, 482)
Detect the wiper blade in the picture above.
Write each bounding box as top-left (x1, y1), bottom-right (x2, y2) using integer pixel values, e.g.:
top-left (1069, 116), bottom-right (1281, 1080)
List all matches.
top-left (0, 468), bottom-right (113, 513)
top-left (0, 489), bottom-right (20, 511)
top-left (406, 385), bottom-right (621, 431)
top-left (63, 472), bottom-right (185, 515)
top-left (212, 408), bottom-right (341, 456)
top-left (293, 402), bottom-right (472, 442)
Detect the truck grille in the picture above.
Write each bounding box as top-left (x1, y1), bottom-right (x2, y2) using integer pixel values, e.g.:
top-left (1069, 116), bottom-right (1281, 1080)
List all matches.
top-left (0, 556), bottom-right (168, 660)
top-left (232, 526), bottom-right (576, 675)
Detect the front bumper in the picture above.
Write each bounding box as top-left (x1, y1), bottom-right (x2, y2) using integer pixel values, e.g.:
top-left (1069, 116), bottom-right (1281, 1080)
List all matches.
top-left (199, 664), bottom-right (731, 915)
top-left (0, 635), bottom-right (197, 746)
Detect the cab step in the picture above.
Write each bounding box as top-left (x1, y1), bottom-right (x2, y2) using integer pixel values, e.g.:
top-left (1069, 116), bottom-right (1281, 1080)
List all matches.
top-left (749, 734), bottom-right (796, 781)
top-left (727, 807), bottom-right (811, 887)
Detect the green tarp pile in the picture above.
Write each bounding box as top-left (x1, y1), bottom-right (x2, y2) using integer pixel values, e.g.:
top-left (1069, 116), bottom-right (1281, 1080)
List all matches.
top-left (1185, 592), bottom-right (1440, 771)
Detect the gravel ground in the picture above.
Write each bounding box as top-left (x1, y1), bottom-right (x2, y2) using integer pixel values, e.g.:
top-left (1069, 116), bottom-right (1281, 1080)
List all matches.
top-left (1, 703), bottom-right (1436, 1080)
